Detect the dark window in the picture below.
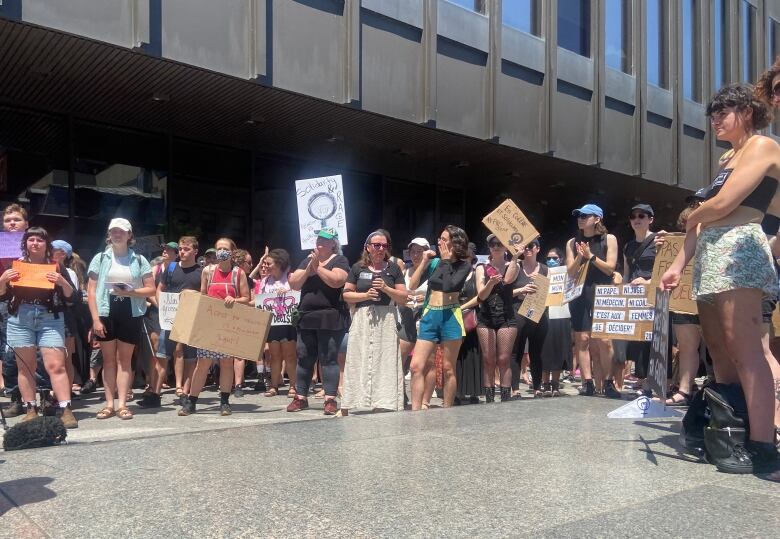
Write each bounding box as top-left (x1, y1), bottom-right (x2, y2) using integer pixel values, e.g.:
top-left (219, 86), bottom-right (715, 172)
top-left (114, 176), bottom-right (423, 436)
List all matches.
top-left (740, 0), bottom-right (757, 83)
top-left (558, 0), bottom-right (591, 57)
top-left (713, 0), bottom-right (730, 89)
top-left (682, 0), bottom-right (702, 102)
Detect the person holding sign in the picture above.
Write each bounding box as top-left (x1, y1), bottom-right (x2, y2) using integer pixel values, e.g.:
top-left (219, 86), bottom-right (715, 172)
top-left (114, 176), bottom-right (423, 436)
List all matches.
top-left (408, 226), bottom-right (472, 409)
top-left (137, 236), bottom-right (201, 409)
top-left (287, 228), bottom-right (350, 415)
top-left (340, 230), bottom-right (408, 415)
top-left (0, 227), bottom-right (79, 428)
top-left (475, 234), bottom-right (520, 403)
top-left (566, 204), bottom-right (619, 396)
top-left (87, 218), bottom-right (155, 421)
top-left (540, 247), bottom-right (571, 396)
top-left (254, 248), bottom-right (298, 398)
top-left (178, 238), bottom-right (251, 417)
top-left (512, 239), bottom-right (550, 398)
top-left (662, 84), bottom-right (780, 479)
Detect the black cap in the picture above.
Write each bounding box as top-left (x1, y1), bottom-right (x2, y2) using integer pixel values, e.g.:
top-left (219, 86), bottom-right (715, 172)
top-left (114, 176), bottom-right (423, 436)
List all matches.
top-left (684, 188), bottom-right (707, 203)
top-left (630, 203), bottom-right (654, 216)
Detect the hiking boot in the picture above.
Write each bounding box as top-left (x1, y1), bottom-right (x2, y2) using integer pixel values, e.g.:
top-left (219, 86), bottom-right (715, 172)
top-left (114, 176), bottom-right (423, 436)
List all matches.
top-left (137, 393), bottom-right (162, 408)
top-left (178, 399), bottom-right (196, 416)
top-left (56, 406), bottom-right (79, 429)
top-left (233, 385), bottom-right (244, 399)
top-left (220, 403), bottom-right (232, 416)
top-left (21, 404), bottom-right (39, 422)
top-left (80, 379), bottom-right (97, 394)
top-left (603, 380), bottom-right (622, 399)
top-left (286, 398), bottom-right (309, 412)
top-left (323, 399), bottom-right (338, 415)
top-left (579, 379), bottom-right (596, 396)
top-left (3, 399), bottom-right (23, 418)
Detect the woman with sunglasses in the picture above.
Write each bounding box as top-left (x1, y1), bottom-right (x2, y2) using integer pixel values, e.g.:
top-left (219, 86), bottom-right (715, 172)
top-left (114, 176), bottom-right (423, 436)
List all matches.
top-left (408, 226), bottom-right (472, 409)
top-left (566, 204), bottom-right (619, 397)
top-left (540, 247), bottom-right (571, 396)
top-left (475, 235), bottom-right (520, 402)
top-left (340, 230), bottom-right (408, 415)
top-left (0, 227), bottom-right (79, 427)
top-left (662, 84), bottom-right (780, 479)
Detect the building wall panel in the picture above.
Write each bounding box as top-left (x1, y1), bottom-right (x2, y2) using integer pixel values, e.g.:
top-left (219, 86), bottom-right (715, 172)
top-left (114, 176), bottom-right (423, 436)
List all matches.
top-left (496, 61), bottom-right (545, 152)
top-left (435, 37), bottom-right (487, 138)
top-left (22, 0), bottom-right (136, 48)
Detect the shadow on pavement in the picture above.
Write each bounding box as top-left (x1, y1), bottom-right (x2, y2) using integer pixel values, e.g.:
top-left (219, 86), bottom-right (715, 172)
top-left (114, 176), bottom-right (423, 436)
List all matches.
top-left (0, 477), bottom-right (56, 516)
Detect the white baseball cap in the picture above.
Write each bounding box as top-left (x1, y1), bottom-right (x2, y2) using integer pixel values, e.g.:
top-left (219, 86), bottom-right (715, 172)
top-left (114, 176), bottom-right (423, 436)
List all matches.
top-left (408, 237), bottom-right (430, 249)
top-left (108, 218), bottom-right (132, 232)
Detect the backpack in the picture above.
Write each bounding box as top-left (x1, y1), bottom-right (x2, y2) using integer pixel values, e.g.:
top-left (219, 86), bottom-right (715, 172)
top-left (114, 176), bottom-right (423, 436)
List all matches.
top-left (206, 265), bottom-right (240, 296)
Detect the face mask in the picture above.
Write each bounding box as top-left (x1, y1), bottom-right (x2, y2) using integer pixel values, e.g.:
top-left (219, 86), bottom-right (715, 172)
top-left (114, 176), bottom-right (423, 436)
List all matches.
top-left (546, 258), bottom-right (560, 267)
top-left (216, 249), bottom-right (231, 261)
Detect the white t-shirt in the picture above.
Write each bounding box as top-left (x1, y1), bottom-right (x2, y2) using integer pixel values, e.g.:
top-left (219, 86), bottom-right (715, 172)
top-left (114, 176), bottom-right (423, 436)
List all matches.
top-left (105, 251), bottom-right (140, 289)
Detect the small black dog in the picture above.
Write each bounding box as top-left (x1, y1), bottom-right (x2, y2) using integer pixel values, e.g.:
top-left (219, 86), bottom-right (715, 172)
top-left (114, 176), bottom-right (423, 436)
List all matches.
top-left (3, 417), bottom-right (67, 451)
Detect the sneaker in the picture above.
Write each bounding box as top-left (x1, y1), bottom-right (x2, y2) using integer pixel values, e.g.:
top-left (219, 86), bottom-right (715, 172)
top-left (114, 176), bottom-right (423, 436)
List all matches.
top-left (21, 404), bottom-right (39, 422)
top-left (604, 380), bottom-right (622, 399)
top-left (177, 399), bottom-right (196, 416)
top-left (220, 403), bottom-right (232, 416)
top-left (80, 379), bottom-right (97, 395)
top-left (137, 393), bottom-right (162, 408)
top-left (323, 399), bottom-right (338, 415)
top-left (233, 385), bottom-right (244, 399)
top-left (579, 379), bottom-right (596, 396)
top-left (253, 378), bottom-right (267, 392)
top-left (286, 398), bottom-right (309, 412)
top-left (3, 400), bottom-right (23, 418)
top-left (56, 406), bottom-right (78, 429)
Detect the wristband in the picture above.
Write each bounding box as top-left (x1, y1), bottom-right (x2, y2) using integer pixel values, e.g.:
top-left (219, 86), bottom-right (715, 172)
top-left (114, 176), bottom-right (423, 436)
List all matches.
top-left (589, 255), bottom-right (596, 262)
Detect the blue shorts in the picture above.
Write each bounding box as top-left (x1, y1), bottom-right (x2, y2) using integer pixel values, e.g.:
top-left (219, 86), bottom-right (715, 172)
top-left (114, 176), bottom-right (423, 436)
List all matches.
top-left (7, 304), bottom-right (66, 349)
top-left (156, 329), bottom-right (197, 360)
top-left (417, 306), bottom-right (465, 343)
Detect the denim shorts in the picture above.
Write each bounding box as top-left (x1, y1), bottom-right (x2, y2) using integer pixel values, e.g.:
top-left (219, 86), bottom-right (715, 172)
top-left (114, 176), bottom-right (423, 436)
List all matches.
top-left (7, 304), bottom-right (66, 349)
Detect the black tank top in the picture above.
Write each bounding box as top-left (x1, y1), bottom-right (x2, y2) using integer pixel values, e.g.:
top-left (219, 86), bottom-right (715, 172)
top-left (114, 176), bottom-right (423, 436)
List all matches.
top-left (578, 234), bottom-right (611, 286)
top-left (479, 263), bottom-right (514, 319)
top-left (704, 168), bottom-right (777, 213)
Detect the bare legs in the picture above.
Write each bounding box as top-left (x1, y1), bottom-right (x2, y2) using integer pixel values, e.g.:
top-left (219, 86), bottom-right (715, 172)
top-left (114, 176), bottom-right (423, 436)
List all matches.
top-left (99, 340), bottom-right (135, 411)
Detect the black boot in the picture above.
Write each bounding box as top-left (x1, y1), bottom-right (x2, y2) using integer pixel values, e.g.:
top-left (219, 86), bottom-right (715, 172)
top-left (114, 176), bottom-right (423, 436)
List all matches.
top-left (746, 440), bottom-right (780, 475)
top-left (680, 386), bottom-right (709, 457)
top-left (703, 385), bottom-right (749, 473)
top-left (579, 379), bottom-right (595, 396)
top-left (484, 386), bottom-right (495, 403)
top-left (137, 392), bottom-right (162, 408)
top-left (603, 379), bottom-right (621, 399)
top-left (550, 381), bottom-right (560, 397)
top-left (500, 387), bottom-right (512, 402)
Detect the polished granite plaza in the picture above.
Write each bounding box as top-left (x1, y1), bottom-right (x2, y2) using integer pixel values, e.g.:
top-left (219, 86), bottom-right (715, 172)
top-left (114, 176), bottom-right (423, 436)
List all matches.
top-left (1, 388), bottom-right (778, 538)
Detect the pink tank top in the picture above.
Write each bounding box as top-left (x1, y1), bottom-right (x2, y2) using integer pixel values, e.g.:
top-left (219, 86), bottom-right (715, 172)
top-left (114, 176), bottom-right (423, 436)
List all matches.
top-left (207, 266), bottom-right (239, 300)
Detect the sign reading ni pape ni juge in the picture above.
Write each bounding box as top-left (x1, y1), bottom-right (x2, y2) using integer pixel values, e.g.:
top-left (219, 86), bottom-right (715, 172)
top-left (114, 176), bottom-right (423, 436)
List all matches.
top-left (589, 284), bottom-right (654, 342)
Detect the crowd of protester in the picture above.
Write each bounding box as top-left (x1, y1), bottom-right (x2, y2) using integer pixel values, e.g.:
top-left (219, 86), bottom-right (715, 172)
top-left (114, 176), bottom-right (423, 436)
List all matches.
top-left (3, 72), bottom-right (780, 480)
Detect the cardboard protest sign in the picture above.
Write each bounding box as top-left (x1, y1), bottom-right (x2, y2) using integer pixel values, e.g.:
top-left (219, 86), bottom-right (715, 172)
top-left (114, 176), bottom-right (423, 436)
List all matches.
top-left (518, 273), bottom-right (549, 323)
top-left (650, 233), bottom-right (697, 315)
top-left (255, 291), bottom-right (301, 326)
top-left (562, 261), bottom-right (589, 304)
top-left (647, 289), bottom-right (671, 399)
top-left (170, 290), bottom-right (272, 361)
top-left (11, 261), bottom-right (56, 289)
top-left (158, 292), bottom-right (180, 331)
top-left (295, 175), bottom-right (348, 250)
top-left (545, 266), bottom-right (567, 307)
top-left (589, 284), bottom-right (654, 341)
top-left (0, 231), bottom-right (23, 259)
top-left (481, 199), bottom-right (540, 257)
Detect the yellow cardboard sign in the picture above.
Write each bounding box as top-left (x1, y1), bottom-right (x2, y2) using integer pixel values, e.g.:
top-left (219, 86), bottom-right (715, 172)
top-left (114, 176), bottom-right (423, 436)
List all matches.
top-left (482, 199), bottom-right (540, 257)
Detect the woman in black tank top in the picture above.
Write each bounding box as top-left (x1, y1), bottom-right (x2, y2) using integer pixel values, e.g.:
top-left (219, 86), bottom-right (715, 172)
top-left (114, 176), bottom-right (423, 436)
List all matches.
top-left (565, 204), bottom-right (619, 397)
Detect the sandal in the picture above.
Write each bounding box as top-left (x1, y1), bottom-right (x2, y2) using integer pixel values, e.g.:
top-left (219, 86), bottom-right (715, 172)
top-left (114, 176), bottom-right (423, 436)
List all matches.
top-left (175, 387), bottom-right (184, 398)
top-left (265, 387), bottom-right (279, 397)
top-left (96, 407), bottom-right (115, 419)
top-left (421, 402), bottom-right (430, 410)
top-left (287, 388), bottom-right (297, 399)
top-left (664, 391), bottom-right (691, 407)
top-left (117, 407), bottom-right (134, 420)
top-left (162, 383), bottom-right (171, 390)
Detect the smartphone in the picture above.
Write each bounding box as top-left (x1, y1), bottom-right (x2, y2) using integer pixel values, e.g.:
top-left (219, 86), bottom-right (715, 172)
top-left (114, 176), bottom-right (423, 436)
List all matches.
top-left (484, 264), bottom-right (499, 279)
top-left (372, 272), bottom-right (382, 301)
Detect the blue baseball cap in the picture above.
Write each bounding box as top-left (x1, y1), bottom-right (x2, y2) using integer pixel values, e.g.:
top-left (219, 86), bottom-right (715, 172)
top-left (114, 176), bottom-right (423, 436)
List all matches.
top-left (572, 204), bottom-right (604, 219)
top-left (51, 240), bottom-right (73, 257)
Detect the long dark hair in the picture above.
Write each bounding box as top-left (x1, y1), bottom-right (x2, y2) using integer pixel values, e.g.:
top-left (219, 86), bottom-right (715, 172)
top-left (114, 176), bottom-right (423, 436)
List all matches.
top-left (21, 227), bottom-right (52, 261)
top-left (360, 229), bottom-right (393, 267)
top-left (444, 225), bottom-right (470, 260)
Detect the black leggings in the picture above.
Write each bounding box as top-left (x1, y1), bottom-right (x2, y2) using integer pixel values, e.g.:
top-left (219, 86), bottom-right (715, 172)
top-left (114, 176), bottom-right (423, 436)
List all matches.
top-left (516, 315), bottom-right (549, 391)
top-left (297, 329), bottom-right (345, 397)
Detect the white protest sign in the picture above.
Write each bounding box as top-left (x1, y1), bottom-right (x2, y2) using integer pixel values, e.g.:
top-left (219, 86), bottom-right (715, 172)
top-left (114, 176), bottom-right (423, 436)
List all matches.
top-left (545, 266), bottom-right (567, 307)
top-left (255, 291), bottom-right (301, 326)
top-left (562, 261), bottom-right (589, 304)
top-left (158, 292), bottom-right (180, 331)
top-left (295, 175), bottom-right (348, 250)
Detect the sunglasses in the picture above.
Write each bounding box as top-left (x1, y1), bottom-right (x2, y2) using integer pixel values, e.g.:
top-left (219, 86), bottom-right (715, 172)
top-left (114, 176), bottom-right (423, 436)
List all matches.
top-left (369, 242), bottom-right (389, 249)
top-left (630, 213), bottom-right (649, 220)
top-left (547, 256), bottom-right (560, 261)
top-left (525, 243), bottom-right (538, 250)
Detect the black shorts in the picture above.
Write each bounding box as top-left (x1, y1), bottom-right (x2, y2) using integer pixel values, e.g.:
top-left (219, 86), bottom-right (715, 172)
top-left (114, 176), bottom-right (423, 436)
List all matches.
top-left (96, 297), bottom-right (143, 346)
top-left (671, 312), bottom-right (699, 325)
top-left (267, 325), bottom-right (297, 343)
top-left (568, 287), bottom-right (595, 333)
top-left (144, 306), bottom-right (161, 335)
top-left (397, 306), bottom-right (417, 343)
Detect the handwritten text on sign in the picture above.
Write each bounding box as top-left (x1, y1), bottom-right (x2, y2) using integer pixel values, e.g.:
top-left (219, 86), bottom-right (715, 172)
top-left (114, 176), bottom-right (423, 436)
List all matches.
top-left (518, 273), bottom-right (549, 323)
top-left (255, 291), bottom-right (301, 326)
top-left (562, 261), bottom-right (589, 304)
top-left (11, 261), bottom-right (56, 290)
top-left (650, 233), bottom-right (697, 315)
top-left (481, 199), bottom-right (540, 257)
top-left (295, 175), bottom-right (349, 250)
top-left (158, 292), bottom-right (180, 331)
top-left (590, 285), bottom-right (654, 341)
